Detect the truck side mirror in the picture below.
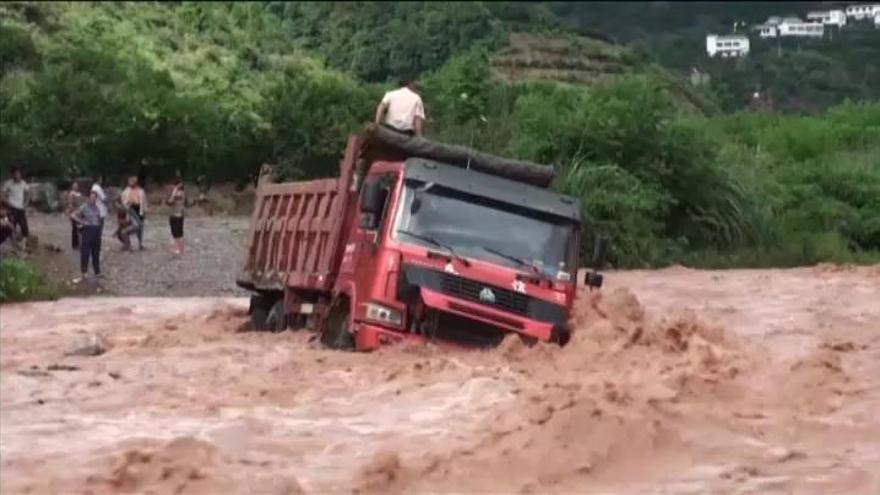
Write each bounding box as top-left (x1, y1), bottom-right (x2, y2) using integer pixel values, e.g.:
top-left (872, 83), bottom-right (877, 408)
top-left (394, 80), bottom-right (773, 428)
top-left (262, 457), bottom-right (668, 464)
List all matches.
top-left (360, 181), bottom-right (384, 215)
top-left (583, 235), bottom-right (608, 290)
top-left (584, 271), bottom-right (603, 289)
top-left (591, 235), bottom-right (609, 269)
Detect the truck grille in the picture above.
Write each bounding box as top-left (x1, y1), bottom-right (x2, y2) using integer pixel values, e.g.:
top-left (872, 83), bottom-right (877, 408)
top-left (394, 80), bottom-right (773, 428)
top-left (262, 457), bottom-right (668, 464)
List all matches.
top-left (433, 310), bottom-right (507, 348)
top-left (440, 273), bottom-right (530, 317)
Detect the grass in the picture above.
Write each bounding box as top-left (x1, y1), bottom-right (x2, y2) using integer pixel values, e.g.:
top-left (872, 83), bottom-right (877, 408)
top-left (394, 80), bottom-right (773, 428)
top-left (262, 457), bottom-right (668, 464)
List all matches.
top-left (0, 257), bottom-right (59, 303)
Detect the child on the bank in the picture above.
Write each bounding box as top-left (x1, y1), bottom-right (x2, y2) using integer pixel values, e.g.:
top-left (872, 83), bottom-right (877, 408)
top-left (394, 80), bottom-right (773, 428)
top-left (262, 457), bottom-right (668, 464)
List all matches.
top-left (114, 206), bottom-right (140, 251)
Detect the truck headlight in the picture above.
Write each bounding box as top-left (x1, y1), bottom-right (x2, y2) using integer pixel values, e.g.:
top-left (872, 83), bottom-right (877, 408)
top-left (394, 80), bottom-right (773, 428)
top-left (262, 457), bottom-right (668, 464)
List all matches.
top-left (364, 302), bottom-right (403, 327)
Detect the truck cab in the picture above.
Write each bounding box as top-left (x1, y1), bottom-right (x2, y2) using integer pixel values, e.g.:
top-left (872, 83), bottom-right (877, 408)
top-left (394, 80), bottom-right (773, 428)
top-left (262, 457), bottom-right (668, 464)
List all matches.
top-left (333, 158), bottom-right (582, 350)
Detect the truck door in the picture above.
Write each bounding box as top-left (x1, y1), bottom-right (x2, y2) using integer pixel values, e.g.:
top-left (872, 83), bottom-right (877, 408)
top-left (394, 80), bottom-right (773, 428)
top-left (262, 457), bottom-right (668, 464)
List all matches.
top-left (352, 173), bottom-right (397, 297)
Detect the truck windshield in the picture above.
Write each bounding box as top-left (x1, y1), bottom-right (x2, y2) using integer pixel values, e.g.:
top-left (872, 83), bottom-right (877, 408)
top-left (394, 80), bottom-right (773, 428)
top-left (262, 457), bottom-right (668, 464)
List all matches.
top-left (392, 180), bottom-right (578, 277)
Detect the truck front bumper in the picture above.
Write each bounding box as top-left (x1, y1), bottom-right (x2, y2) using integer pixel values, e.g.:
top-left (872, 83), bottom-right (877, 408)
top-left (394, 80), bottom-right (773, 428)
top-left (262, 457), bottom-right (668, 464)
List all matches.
top-left (419, 287), bottom-right (556, 341)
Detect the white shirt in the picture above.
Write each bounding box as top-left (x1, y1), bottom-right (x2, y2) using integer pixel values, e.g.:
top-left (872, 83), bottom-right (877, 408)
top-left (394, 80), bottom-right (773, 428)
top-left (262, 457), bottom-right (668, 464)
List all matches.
top-left (91, 183), bottom-right (107, 218)
top-left (381, 87), bottom-right (426, 132)
top-left (2, 179), bottom-right (27, 209)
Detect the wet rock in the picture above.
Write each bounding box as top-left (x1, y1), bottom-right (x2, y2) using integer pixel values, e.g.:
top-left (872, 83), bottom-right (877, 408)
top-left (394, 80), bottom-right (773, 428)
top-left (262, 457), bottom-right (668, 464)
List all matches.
top-left (47, 364), bottom-right (80, 371)
top-left (764, 446), bottom-right (805, 463)
top-left (272, 478), bottom-right (304, 495)
top-left (64, 333), bottom-right (110, 357)
top-left (43, 242), bottom-right (62, 253)
top-left (821, 340), bottom-right (859, 352)
top-left (353, 451), bottom-right (404, 493)
top-left (16, 369), bottom-right (51, 378)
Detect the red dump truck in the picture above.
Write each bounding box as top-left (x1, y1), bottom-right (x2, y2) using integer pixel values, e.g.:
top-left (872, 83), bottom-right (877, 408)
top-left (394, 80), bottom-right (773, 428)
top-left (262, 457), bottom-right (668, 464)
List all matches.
top-left (236, 126), bottom-right (605, 350)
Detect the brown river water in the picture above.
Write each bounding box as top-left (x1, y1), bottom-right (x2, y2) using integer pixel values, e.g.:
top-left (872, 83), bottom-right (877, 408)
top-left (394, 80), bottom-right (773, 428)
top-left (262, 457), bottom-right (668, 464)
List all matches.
top-left (1, 264), bottom-right (878, 494)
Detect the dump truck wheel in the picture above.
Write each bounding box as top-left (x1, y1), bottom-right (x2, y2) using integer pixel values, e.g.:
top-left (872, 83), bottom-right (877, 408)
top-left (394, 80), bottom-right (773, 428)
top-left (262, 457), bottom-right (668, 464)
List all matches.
top-left (249, 294), bottom-right (274, 330)
top-left (265, 300), bottom-right (287, 333)
top-left (321, 299), bottom-right (355, 350)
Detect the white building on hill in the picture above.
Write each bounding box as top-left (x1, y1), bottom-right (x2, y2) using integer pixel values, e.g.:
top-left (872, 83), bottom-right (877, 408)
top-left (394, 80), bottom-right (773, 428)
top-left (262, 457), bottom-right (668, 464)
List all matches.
top-left (777, 17), bottom-right (825, 37)
top-left (755, 22), bottom-right (779, 38)
top-left (706, 34), bottom-right (750, 57)
top-left (845, 4), bottom-right (880, 20)
top-left (806, 10), bottom-right (847, 27)
top-left (755, 16), bottom-right (782, 38)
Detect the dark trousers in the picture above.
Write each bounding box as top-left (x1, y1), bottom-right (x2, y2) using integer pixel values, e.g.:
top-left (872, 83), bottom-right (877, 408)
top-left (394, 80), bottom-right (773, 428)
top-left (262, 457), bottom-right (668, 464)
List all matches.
top-left (130, 206), bottom-right (144, 247)
top-left (381, 123), bottom-right (415, 137)
top-left (9, 207), bottom-right (28, 238)
top-left (0, 225), bottom-right (11, 245)
top-left (80, 225), bottom-right (101, 275)
top-left (97, 217), bottom-right (104, 252)
top-left (117, 223), bottom-right (138, 249)
top-left (71, 219), bottom-right (80, 249)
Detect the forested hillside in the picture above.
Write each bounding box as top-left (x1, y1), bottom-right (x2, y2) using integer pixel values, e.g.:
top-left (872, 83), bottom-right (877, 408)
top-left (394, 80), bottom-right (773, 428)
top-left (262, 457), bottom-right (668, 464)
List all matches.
top-left (1, 2), bottom-right (375, 182)
top-left (1, 1), bottom-right (878, 267)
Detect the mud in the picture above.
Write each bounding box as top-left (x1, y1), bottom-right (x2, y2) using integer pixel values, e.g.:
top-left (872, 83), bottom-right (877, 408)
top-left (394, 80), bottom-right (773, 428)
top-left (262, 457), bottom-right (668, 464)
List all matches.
top-left (1, 265), bottom-right (879, 494)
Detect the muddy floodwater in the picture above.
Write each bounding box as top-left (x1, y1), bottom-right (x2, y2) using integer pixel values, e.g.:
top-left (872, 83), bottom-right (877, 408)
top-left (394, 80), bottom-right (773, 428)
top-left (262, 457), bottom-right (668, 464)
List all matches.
top-left (1, 265), bottom-right (879, 494)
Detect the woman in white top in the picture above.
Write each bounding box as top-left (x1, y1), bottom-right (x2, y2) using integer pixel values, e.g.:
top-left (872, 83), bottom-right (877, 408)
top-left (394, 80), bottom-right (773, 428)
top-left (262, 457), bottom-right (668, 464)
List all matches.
top-left (66, 182), bottom-right (84, 250)
top-left (90, 176), bottom-right (107, 254)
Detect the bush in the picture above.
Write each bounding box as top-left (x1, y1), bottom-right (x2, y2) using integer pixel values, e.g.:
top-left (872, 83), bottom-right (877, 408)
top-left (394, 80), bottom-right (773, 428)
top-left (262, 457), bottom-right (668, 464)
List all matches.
top-left (508, 76), bottom-right (767, 265)
top-left (0, 258), bottom-right (58, 303)
top-left (555, 160), bottom-right (672, 267)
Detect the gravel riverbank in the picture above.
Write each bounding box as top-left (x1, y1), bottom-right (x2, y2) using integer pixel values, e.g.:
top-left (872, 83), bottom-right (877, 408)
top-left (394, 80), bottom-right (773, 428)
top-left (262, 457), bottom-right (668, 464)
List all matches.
top-left (24, 212), bottom-right (252, 297)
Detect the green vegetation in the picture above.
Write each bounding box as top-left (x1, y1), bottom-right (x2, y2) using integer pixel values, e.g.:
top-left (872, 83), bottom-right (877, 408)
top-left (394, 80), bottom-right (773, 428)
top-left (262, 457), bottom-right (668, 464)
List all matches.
top-left (422, 57), bottom-right (880, 267)
top-left (0, 258), bottom-right (58, 302)
top-left (1, 2), bottom-right (373, 181)
top-left (1, 2), bottom-right (878, 269)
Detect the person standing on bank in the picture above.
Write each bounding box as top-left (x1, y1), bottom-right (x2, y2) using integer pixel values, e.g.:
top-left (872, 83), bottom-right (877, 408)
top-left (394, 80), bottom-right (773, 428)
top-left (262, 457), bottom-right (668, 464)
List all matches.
top-left (121, 175), bottom-right (147, 250)
top-left (166, 178), bottom-right (186, 256)
top-left (90, 175), bottom-right (108, 256)
top-left (2, 167), bottom-right (30, 240)
top-left (374, 77), bottom-right (426, 137)
top-left (67, 182), bottom-right (84, 250)
top-left (70, 190), bottom-right (103, 282)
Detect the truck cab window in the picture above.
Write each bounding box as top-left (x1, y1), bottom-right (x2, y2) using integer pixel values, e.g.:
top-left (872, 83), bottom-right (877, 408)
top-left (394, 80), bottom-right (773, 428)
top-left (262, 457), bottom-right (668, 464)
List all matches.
top-left (359, 174), bottom-right (395, 231)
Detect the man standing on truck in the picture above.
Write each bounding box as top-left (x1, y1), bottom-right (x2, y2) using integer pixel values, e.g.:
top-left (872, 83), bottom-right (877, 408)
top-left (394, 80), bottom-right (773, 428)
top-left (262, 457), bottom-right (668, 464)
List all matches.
top-left (374, 77), bottom-right (426, 137)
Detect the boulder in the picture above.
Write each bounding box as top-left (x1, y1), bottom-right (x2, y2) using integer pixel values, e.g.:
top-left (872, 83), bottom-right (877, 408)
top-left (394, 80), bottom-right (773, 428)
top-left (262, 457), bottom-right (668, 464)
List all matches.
top-left (64, 332), bottom-right (111, 357)
top-left (27, 182), bottom-right (61, 213)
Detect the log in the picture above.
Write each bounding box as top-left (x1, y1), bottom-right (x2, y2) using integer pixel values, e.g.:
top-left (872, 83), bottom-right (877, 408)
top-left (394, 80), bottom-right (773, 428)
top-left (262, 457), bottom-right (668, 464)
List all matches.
top-left (363, 125), bottom-right (555, 188)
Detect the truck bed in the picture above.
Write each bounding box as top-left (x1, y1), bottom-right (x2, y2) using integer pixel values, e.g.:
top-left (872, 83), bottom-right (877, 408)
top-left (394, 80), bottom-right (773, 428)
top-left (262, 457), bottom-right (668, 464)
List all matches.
top-left (238, 177), bottom-right (349, 293)
top-left (238, 135), bottom-right (363, 294)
